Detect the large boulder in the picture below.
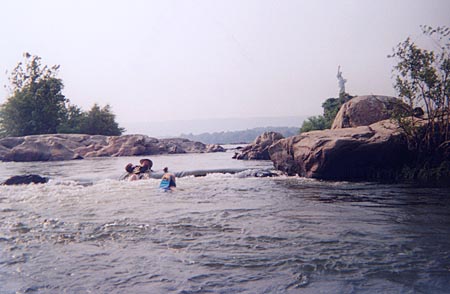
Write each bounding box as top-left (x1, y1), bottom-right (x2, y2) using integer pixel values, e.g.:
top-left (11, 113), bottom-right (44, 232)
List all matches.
top-left (268, 120), bottom-right (410, 180)
top-left (235, 132), bottom-right (284, 160)
top-left (160, 138), bottom-right (207, 154)
top-left (80, 135), bottom-right (160, 157)
top-left (1, 134), bottom-right (86, 162)
top-left (332, 95), bottom-right (409, 129)
top-left (0, 134), bottom-right (108, 161)
top-left (3, 141), bottom-right (53, 161)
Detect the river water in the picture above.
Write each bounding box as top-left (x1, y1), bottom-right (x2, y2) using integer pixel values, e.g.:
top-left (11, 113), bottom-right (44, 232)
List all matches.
top-left (1, 150), bottom-right (450, 293)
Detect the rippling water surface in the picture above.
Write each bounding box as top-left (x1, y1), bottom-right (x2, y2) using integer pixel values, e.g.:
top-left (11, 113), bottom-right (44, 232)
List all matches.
top-left (1, 151), bottom-right (450, 293)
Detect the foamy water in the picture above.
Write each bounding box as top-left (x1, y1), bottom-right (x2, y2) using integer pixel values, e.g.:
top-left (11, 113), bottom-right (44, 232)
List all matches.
top-left (1, 151), bottom-right (450, 293)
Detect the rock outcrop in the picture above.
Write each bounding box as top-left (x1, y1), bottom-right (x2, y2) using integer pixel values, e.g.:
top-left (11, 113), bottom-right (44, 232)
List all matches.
top-left (0, 134), bottom-right (224, 162)
top-left (234, 132), bottom-right (284, 160)
top-left (231, 96), bottom-right (416, 182)
top-left (332, 95), bottom-right (409, 129)
top-left (206, 144), bottom-right (226, 153)
top-left (268, 120), bottom-right (410, 180)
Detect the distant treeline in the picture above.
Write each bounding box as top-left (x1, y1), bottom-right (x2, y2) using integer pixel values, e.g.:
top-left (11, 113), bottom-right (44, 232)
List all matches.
top-left (180, 127), bottom-right (299, 144)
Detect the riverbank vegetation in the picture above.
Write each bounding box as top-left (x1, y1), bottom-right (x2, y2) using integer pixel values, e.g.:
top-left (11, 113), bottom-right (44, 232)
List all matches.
top-left (297, 26), bottom-right (449, 186)
top-left (0, 53), bottom-right (124, 138)
top-left (389, 26), bottom-right (450, 186)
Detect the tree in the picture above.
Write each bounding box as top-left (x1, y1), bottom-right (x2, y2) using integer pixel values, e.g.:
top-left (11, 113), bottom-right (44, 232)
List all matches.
top-left (57, 104), bottom-right (86, 134)
top-left (299, 93), bottom-right (353, 133)
top-left (0, 53), bottom-right (66, 136)
top-left (79, 104), bottom-right (124, 136)
top-left (300, 115), bottom-right (328, 133)
top-left (1, 53), bottom-right (125, 137)
top-left (389, 26), bottom-right (450, 157)
top-left (322, 93), bottom-right (353, 127)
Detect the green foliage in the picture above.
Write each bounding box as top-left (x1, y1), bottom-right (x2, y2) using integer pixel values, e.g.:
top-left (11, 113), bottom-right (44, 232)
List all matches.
top-left (78, 104), bottom-right (124, 136)
top-left (397, 160), bottom-right (450, 187)
top-left (0, 54), bottom-right (66, 136)
top-left (300, 93), bottom-right (353, 133)
top-left (322, 98), bottom-right (340, 127)
top-left (389, 25), bottom-right (450, 157)
top-left (323, 93), bottom-right (353, 127)
top-left (0, 53), bottom-right (124, 137)
top-left (57, 104), bottom-right (85, 134)
top-left (57, 103), bottom-right (125, 136)
top-left (299, 115), bottom-right (328, 133)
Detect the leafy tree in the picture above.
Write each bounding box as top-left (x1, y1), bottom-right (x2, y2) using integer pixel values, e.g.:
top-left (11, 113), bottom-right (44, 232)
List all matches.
top-left (389, 26), bottom-right (450, 157)
top-left (1, 53), bottom-right (125, 137)
top-left (79, 104), bottom-right (124, 136)
top-left (0, 53), bottom-right (66, 136)
top-left (57, 104), bottom-right (86, 134)
top-left (300, 93), bottom-right (353, 133)
top-left (322, 93), bottom-right (353, 127)
top-left (300, 115), bottom-right (328, 133)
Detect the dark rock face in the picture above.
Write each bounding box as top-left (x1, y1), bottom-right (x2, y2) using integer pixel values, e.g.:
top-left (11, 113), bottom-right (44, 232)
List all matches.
top-left (2, 174), bottom-right (49, 185)
top-left (331, 95), bottom-right (410, 129)
top-left (269, 120), bottom-right (410, 180)
top-left (235, 132), bottom-right (284, 160)
top-left (0, 134), bottom-right (218, 162)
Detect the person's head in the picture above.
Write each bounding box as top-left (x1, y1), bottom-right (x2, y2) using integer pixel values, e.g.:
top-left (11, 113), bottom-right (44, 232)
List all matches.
top-left (140, 159), bottom-right (153, 168)
top-left (125, 163), bottom-right (134, 173)
top-left (163, 167), bottom-right (168, 173)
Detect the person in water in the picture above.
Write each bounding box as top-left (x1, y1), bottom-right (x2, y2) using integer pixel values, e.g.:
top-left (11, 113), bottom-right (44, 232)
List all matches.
top-left (124, 158), bottom-right (153, 181)
top-left (138, 159), bottom-right (153, 174)
top-left (160, 167), bottom-right (176, 190)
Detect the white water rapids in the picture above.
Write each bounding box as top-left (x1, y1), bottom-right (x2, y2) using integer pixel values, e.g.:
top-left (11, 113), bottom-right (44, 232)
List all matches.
top-left (1, 151), bottom-right (450, 293)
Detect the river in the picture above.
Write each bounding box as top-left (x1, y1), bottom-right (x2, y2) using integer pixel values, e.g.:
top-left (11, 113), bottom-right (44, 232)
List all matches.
top-left (1, 150), bottom-right (449, 293)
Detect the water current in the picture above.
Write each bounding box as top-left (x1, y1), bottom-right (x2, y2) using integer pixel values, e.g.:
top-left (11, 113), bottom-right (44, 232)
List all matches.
top-left (1, 150), bottom-right (450, 293)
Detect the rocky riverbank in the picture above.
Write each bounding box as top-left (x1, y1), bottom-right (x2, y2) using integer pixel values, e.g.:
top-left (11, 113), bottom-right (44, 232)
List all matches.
top-left (235, 95), bottom-right (449, 185)
top-left (0, 134), bottom-right (225, 162)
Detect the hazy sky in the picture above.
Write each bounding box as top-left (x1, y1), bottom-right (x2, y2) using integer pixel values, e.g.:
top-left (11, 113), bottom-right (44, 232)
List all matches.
top-left (1, 0), bottom-right (450, 127)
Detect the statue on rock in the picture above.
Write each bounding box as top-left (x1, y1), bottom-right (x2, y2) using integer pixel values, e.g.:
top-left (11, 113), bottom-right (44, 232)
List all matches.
top-left (337, 65), bottom-right (347, 96)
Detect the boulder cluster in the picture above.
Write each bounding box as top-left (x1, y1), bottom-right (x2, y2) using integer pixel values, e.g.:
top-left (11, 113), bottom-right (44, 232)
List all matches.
top-left (1, 95), bottom-right (414, 183)
top-left (233, 132), bottom-right (284, 160)
top-left (235, 95), bottom-right (412, 181)
top-left (0, 134), bottom-right (225, 162)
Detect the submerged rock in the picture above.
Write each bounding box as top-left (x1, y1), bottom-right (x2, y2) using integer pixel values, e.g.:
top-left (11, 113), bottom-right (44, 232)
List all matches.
top-left (237, 169), bottom-right (278, 178)
top-left (2, 174), bottom-right (49, 185)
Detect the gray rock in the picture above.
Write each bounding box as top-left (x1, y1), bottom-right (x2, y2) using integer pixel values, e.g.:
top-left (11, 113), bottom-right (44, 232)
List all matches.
top-left (332, 95), bottom-right (410, 129)
top-left (206, 144), bottom-right (226, 153)
top-left (269, 120), bottom-right (410, 180)
top-left (0, 134), bottom-right (219, 162)
top-left (235, 132), bottom-right (284, 160)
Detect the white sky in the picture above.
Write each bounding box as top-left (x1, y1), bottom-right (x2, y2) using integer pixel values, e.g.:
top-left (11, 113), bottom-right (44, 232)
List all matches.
top-left (1, 0), bottom-right (449, 126)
